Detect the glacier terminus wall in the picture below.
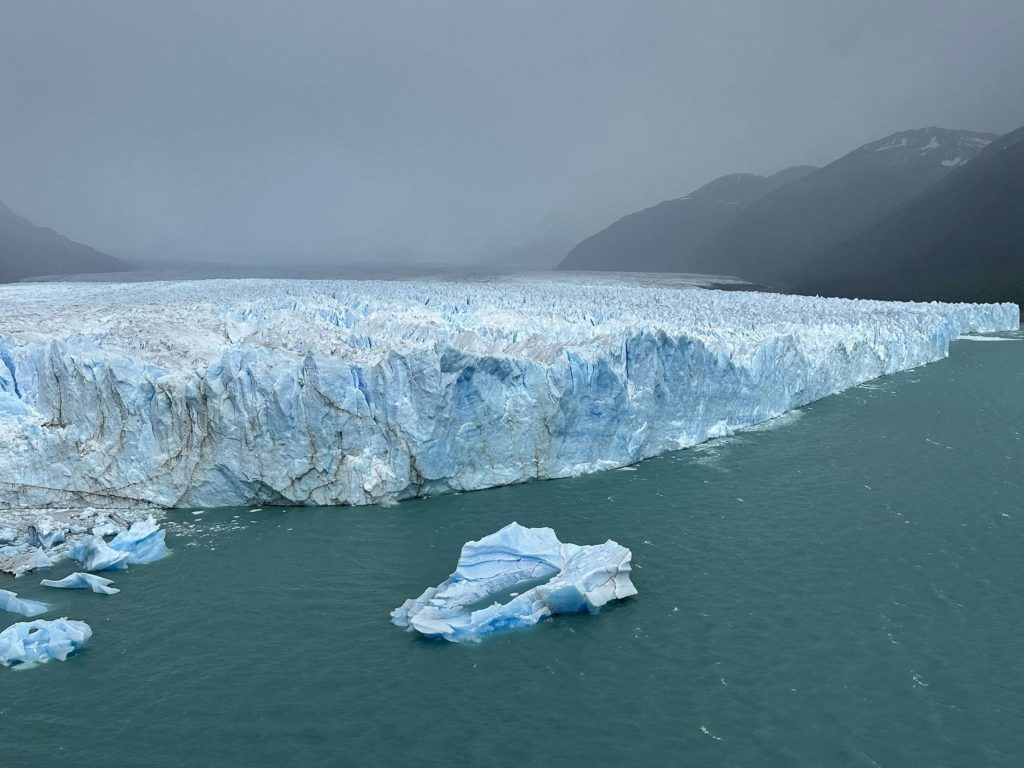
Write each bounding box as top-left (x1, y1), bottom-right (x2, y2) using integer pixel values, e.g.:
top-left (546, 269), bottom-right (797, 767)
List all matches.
top-left (0, 275), bottom-right (1018, 509)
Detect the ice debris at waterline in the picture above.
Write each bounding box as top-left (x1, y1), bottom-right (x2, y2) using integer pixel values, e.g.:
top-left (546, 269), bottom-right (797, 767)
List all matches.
top-left (0, 618), bottom-right (92, 668)
top-left (391, 522), bottom-right (637, 643)
top-left (70, 517), bottom-right (170, 571)
top-left (0, 508), bottom-right (164, 577)
top-left (0, 589), bottom-right (49, 617)
top-left (0, 276), bottom-right (1017, 509)
top-left (41, 573), bottom-right (119, 595)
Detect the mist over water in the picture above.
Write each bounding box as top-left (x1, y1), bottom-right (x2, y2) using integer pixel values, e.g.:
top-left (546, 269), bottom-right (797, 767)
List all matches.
top-left (5, 334), bottom-right (1022, 767)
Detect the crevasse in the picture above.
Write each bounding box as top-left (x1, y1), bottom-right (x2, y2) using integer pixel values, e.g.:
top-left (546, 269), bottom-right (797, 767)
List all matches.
top-left (0, 276), bottom-right (1017, 509)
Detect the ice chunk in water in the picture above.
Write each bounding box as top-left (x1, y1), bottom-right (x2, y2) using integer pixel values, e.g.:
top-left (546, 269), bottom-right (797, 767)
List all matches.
top-left (70, 536), bottom-right (129, 572)
top-left (0, 618), bottom-right (92, 668)
top-left (108, 517), bottom-right (170, 564)
top-left (0, 589), bottom-right (49, 618)
top-left (391, 522), bottom-right (637, 642)
top-left (41, 573), bottom-right (120, 595)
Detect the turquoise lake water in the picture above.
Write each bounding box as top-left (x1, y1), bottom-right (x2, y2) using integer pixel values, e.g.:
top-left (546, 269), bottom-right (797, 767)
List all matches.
top-left (3, 334), bottom-right (1023, 766)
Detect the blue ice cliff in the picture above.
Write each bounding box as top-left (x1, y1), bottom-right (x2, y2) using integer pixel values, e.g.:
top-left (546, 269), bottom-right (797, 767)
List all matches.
top-left (0, 276), bottom-right (1018, 509)
top-left (0, 589), bottom-right (49, 618)
top-left (391, 522), bottom-right (637, 642)
top-left (0, 618), bottom-right (92, 668)
top-left (41, 573), bottom-right (120, 594)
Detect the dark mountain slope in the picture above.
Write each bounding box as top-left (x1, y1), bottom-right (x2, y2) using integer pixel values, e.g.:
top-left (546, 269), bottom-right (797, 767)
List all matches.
top-left (692, 128), bottom-right (996, 284)
top-left (0, 201), bottom-right (127, 282)
top-left (797, 125), bottom-right (1024, 306)
top-left (558, 165), bottom-right (816, 272)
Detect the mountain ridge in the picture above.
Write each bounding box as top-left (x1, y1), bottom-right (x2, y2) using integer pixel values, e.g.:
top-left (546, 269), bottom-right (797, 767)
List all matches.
top-left (558, 165), bottom-right (817, 272)
top-left (0, 200), bottom-right (127, 282)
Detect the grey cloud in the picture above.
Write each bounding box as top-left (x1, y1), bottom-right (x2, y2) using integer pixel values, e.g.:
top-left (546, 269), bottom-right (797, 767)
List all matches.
top-left (1, 0), bottom-right (1022, 264)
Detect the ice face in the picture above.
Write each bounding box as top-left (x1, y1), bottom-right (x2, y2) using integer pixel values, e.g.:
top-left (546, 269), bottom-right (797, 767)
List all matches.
top-left (391, 522), bottom-right (637, 642)
top-left (0, 618), bottom-right (92, 668)
top-left (40, 573), bottom-right (120, 595)
top-left (0, 276), bottom-right (1018, 509)
top-left (0, 589), bottom-right (50, 618)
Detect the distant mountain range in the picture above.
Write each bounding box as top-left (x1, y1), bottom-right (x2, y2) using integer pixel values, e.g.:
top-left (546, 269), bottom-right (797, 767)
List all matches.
top-left (0, 201), bottom-right (126, 282)
top-left (796, 125), bottom-right (1024, 305)
top-left (558, 126), bottom-right (1024, 307)
top-left (559, 165), bottom-right (816, 272)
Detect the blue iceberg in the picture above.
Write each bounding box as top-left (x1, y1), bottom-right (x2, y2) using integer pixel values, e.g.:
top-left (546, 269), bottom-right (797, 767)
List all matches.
top-left (69, 536), bottom-right (129, 571)
top-left (27, 519), bottom-right (66, 549)
top-left (391, 522), bottom-right (637, 643)
top-left (69, 517), bottom-right (170, 571)
top-left (0, 618), bottom-right (92, 668)
top-left (41, 573), bottom-right (120, 595)
top-left (108, 517), bottom-right (170, 565)
top-left (0, 589), bottom-right (50, 618)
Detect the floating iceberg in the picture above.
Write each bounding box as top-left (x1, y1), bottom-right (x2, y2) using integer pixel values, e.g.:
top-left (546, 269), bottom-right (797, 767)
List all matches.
top-left (69, 536), bottom-right (129, 571)
top-left (0, 548), bottom-right (54, 578)
top-left (27, 518), bottom-right (66, 548)
top-left (0, 618), bottom-right (92, 668)
top-left (68, 518), bottom-right (169, 571)
top-left (108, 517), bottom-right (170, 565)
top-left (41, 573), bottom-right (120, 595)
top-left (0, 277), bottom-right (1017, 509)
top-left (391, 522), bottom-right (637, 642)
top-left (0, 589), bottom-right (49, 618)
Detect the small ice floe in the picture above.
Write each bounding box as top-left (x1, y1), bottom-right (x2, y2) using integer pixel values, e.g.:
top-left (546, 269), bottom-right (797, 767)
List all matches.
top-left (27, 518), bottom-right (66, 549)
top-left (0, 618), bottom-right (92, 668)
top-left (4, 548), bottom-right (55, 578)
top-left (191, 510), bottom-right (205, 516)
top-left (391, 522), bottom-right (636, 643)
top-left (70, 517), bottom-right (170, 571)
top-left (700, 725), bottom-right (724, 741)
top-left (0, 589), bottom-right (50, 618)
top-left (705, 420), bottom-right (734, 439)
top-left (41, 573), bottom-right (120, 595)
top-left (70, 536), bottom-right (129, 571)
top-left (108, 518), bottom-right (170, 565)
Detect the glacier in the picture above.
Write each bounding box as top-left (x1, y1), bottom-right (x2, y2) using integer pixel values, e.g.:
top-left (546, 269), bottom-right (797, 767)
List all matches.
top-left (0, 275), bottom-right (1017, 510)
top-left (391, 522), bottom-right (637, 642)
top-left (0, 588), bottom-right (50, 618)
top-left (41, 573), bottom-right (120, 594)
top-left (0, 618), bottom-right (92, 668)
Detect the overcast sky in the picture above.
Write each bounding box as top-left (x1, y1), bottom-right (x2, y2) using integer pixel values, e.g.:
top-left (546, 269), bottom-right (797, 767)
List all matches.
top-left (2, 0), bottom-right (1023, 264)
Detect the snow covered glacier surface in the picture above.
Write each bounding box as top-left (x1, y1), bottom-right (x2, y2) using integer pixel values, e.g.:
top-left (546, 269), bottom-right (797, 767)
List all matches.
top-left (0, 276), bottom-right (1017, 509)
top-left (391, 522), bottom-right (637, 642)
